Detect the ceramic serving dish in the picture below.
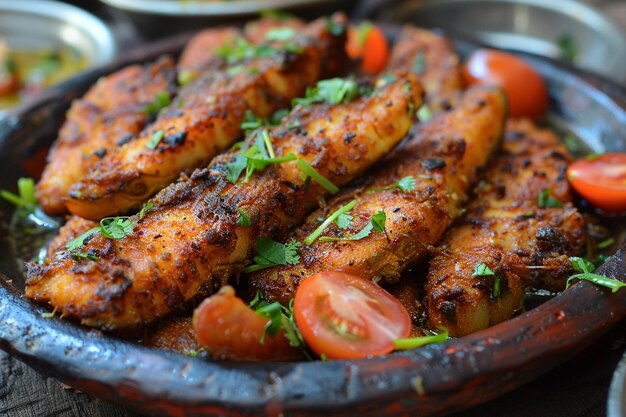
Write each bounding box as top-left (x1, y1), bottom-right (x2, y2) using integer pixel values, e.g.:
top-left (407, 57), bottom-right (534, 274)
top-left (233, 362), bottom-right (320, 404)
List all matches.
top-left (0, 29), bottom-right (625, 417)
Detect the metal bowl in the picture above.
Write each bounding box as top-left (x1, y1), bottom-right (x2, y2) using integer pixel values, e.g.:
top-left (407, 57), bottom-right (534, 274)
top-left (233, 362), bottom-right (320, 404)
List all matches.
top-left (0, 0), bottom-right (116, 68)
top-left (100, 0), bottom-right (357, 38)
top-left (372, 0), bottom-right (626, 83)
top-left (0, 29), bottom-right (625, 416)
top-left (608, 349), bottom-right (626, 417)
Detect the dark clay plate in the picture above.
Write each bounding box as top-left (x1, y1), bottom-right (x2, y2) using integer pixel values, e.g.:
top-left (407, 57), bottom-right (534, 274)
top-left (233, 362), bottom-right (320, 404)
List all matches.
top-left (0, 30), bottom-right (625, 417)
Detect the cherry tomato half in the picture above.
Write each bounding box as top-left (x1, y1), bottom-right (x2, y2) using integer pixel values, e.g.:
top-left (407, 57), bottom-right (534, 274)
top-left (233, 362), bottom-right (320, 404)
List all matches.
top-left (346, 23), bottom-right (390, 75)
top-left (462, 49), bottom-right (548, 119)
top-left (294, 271), bottom-right (411, 359)
top-left (193, 286), bottom-right (302, 361)
top-left (567, 153), bottom-right (626, 212)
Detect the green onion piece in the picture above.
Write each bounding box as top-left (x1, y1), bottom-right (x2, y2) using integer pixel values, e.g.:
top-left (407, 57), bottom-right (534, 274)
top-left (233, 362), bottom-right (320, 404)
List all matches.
top-left (393, 328), bottom-right (449, 350)
top-left (597, 238), bottom-right (614, 249)
top-left (147, 130), bottom-right (164, 150)
top-left (65, 227), bottom-right (100, 251)
top-left (304, 200), bottom-right (357, 245)
top-left (296, 159), bottom-right (339, 194)
top-left (566, 256), bottom-right (626, 293)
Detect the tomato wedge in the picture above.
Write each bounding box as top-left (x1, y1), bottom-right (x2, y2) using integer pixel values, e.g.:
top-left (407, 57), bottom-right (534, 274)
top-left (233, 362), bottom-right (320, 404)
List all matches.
top-left (192, 286), bottom-right (302, 361)
top-left (462, 49), bottom-right (548, 119)
top-left (293, 271), bottom-right (411, 359)
top-left (346, 23), bottom-right (390, 75)
top-left (567, 153), bottom-right (626, 212)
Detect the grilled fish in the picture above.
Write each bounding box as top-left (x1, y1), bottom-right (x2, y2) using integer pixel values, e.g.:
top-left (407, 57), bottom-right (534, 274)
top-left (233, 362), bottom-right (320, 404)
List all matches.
top-left (35, 56), bottom-right (177, 215)
top-left (425, 119), bottom-right (586, 337)
top-left (65, 15), bottom-right (350, 220)
top-left (250, 87), bottom-right (507, 304)
top-left (388, 26), bottom-right (462, 108)
top-left (26, 73), bottom-right (423, 330)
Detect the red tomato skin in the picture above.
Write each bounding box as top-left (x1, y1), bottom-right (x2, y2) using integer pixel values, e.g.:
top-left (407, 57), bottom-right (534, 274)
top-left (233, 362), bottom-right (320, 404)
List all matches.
top-left (567, 153), bottom-right (626, 212)
top-left (294, 271), bottom-right (411, 360)
top-left (346, 25), bottom-right (390, 75)
top-left (462, 49), bottom-right (548, 119)
top-left (192, 286), bottom-right (302, 361)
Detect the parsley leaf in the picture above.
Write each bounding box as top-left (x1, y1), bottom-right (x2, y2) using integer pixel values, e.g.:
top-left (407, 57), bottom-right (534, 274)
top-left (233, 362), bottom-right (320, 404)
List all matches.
top-left (244, 237), bottom-right (301, 273)
top-left (99, 217), bottom-right (134, 239)
top-left (237, 208), bottom-right (252, 226)
top-left (249, 292), bottom-right (307, 351)
top-left (224, 152), bottom-right (248, 184)
top-left (472, 262), bottom-right (502, 298)
top-left (304, 200), bottom-right (356, 245)
top-left (566, 257), bottom-right (626, 293)
top-left (147, 130), bottom-right (164, 150)
top-left (393, 328), bottom-right (448, 350)
top-left (320, 210), bottom-right (386, 242)
top-left (293, 78), bottom-right (361, 107)
top-left (137, 201), bottom-right (154, 219)
top-left (367, 176), bottom-right (416, 194)
top-left (0, 177), bottom-right (38, 213)
top-left (335, 212), bottom-right (353, 230)
top-left (538, 189), bottom-right (562, 208)
top-left (217, 37), bottom-right (302, 65)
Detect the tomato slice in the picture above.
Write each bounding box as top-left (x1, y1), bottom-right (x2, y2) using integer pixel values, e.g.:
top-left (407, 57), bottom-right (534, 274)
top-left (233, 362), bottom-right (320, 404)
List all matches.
top-left (567, 153), bottom-right (626, 212)
top-left (462, 49), bottom-right (548, 119)
top-left (294, 271), bottom-right (411, 359)
top-left (192, 286), bottom-right (302, 361)
top-left (346, 23), bottom-right (390, 75)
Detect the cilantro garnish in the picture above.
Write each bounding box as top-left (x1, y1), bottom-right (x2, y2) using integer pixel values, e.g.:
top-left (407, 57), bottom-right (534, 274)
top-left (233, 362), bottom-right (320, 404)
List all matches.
top-left (144, 92), bottom-right (171, 116)
top-left (566, 257), bottom-right (626, 293)
top-left (0, 177), bottom-right (38, 213)
top-left (538, 189), bottom-right (562, 208)
top-left (249, 292), bottom-right (307, 351)
top-left (147, 130), bottom-right (164, 150)
top-left (237, 208), bottom-right (252, 226)
top-left (304, 200), bottom-right (356, 245)
top-left (367, 176), bottom-right (416, 194)
top-left (65, 201), bottom-right (154, 254)
top-left (241, 109), bottom-right (290, 136)
top-left (472, 262), bottom-right (502, 298)
top-left (293, 78), bottom-right (362, 107)
top-left (217, 37), bottom-right (302, 66)
top-left (224, 152), bottom-right (248, 184)
top-left (320, 210), bottom-right (386, 242)
top-left (243, 237), bottom-right (301, 273)
top-left (393, 328), bottom-right (448, 350)
top-left (296, 159), bottom-right (339, 194)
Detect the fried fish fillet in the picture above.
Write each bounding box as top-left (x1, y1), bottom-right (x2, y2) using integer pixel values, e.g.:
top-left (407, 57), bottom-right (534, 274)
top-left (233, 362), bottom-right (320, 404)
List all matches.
top-left (36, 56), bottom-right (177, 215)
top-left (65, 15), bottom-right (349, 220)
top-left (425, 119), bottom-right (586, 337)
top-left (250, 87), bottom-right (507, 304)
top-left (25, 74), bottom-right (423, 330)
top-left (388, 26), bottom-right (463, 108)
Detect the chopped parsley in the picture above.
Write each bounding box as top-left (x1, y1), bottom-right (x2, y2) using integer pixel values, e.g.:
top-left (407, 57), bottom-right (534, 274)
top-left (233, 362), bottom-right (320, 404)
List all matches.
top-left (0, 177), bottom-right (37, 213)
top-left (320, 210), bottom-right (386, 242)
top-left (393, 328), bottom-right (448, 350)
top-left (147, 130), bottom-right (164, 150)
top-left (224, 153), bottom-right (248, 184)
top-left (243, 237), bottom-right (301, 273)
top-left (249, 292), bottom-right (307, 351)
top-left (304, 200), bottom-right (356, 245)
top-left (538, 189), bottom-right (562, 208)
top-left (237, 208), bottom-right (252, 226)
top-left (367, 176), bottom-right (416, 194)
top-left (65, 202), bottom-right (154, 253)
top-left (217, 37), bottom-right (302, 65)
top-left (144, 92), bottom-right (171, 116)
top-left (293, 78), bottom-right (362, 107)
top-left (566, 257), bottom-right (626, 293)
top-left (240, 109), bottom-right (289, 136)
top-left (177, 70), bottom-right (196, 86)
top-left (296, 159), bottom-right (339, 194)
top-left (472, 262), bottom-right (502, 298)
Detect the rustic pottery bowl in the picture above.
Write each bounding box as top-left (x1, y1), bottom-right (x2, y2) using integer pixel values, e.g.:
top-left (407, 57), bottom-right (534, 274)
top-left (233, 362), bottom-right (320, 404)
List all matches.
top-left (0, 29), bottom-right (625, 417)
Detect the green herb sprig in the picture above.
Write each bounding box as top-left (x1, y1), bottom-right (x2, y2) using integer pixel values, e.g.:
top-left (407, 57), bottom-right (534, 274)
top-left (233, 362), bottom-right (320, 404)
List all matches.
top-left (249, 292), bottom-right (308, 353)
top-left (472, 262), bottom-right (502, 298)
top-left (319, 210), bottom-right (386, 242)
top-left (367, 176), bottom-right (416, 194)
top-left (304, 200), bottom-right (356, 245)
top-left (538, 189), bottom-right (562, 208)
top-left (243, 237), bottom-right (301, 273)
top-left (566, 257), bottom-right (626, 293)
